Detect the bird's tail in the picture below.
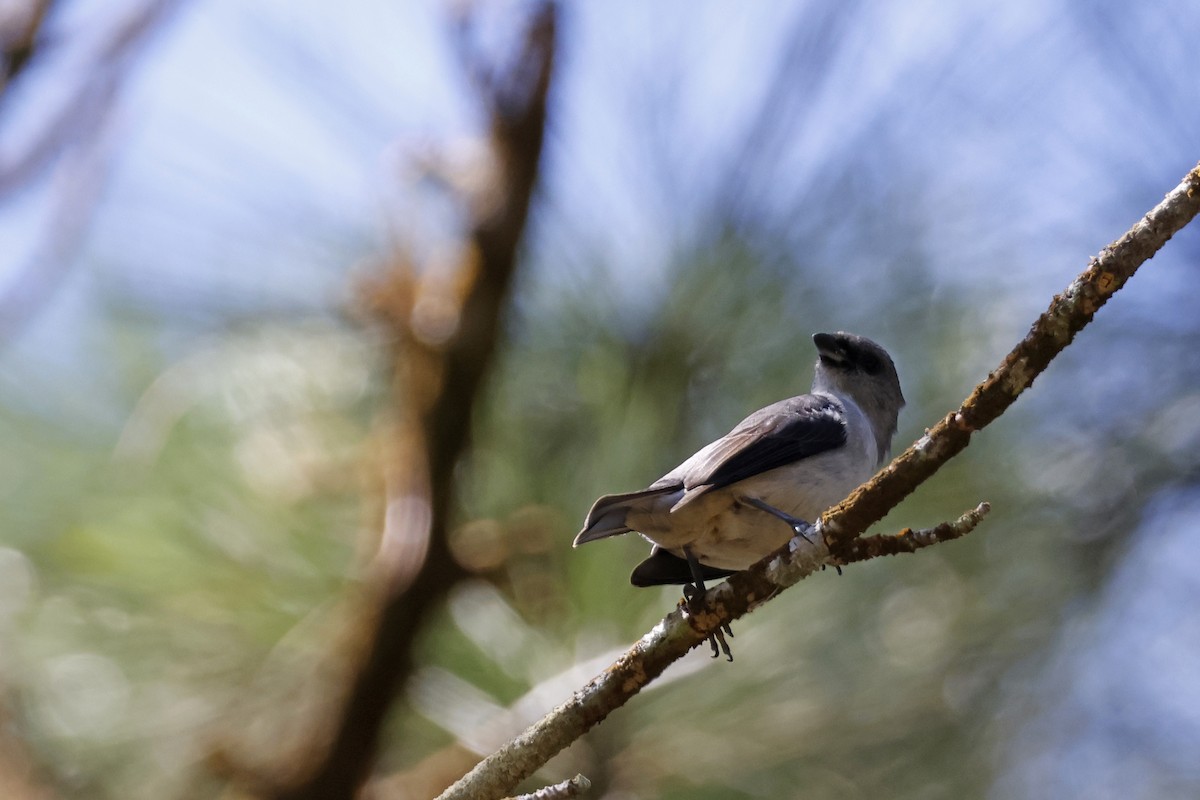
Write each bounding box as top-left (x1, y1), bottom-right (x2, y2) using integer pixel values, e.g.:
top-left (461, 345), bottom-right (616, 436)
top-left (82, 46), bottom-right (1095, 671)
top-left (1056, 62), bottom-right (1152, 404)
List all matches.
top-left (573, 487), bottom-right (674, 546)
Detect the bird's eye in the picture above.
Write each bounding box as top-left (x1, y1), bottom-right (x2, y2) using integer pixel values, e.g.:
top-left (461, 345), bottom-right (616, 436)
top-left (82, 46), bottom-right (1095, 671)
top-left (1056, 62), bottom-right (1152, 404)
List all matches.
top-left (819, 353), bottom-right (848, 369)
top-left (858, 352), bottom-right (883, 375)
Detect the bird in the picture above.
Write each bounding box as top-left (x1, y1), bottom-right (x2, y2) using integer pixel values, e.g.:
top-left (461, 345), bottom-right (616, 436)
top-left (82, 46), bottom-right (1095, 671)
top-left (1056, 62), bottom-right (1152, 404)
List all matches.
top-left (573, 332), bottom-right (904, 657)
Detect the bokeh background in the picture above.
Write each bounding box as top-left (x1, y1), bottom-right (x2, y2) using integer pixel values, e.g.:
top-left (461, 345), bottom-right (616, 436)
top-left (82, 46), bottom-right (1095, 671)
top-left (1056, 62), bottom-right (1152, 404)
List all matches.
top-left (2, 1), bottom-right (1199, 798)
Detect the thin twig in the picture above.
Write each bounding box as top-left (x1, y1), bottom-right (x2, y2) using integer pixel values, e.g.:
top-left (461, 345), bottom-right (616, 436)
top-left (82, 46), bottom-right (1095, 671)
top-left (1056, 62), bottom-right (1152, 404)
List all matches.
top-left (840, 503), bottom-right (990, 564)
top-left (435, 163), bottom-right (1200, 800)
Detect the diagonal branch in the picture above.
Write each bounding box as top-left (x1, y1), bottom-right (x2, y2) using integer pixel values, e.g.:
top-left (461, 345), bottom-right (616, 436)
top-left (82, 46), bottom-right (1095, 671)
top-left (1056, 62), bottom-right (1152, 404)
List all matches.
top-left (435, 163), bottom-right (1200, 800)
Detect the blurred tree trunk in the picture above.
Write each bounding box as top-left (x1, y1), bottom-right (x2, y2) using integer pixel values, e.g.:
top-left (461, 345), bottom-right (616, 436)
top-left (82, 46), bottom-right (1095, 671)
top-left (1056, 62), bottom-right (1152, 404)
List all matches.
top-left (214, 6), bottom-right (558, 800)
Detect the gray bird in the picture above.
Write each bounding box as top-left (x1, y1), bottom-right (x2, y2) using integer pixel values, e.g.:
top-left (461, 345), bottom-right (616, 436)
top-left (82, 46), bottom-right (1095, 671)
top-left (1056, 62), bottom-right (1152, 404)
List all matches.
top-left (574, 332), bottom-right (905, 593)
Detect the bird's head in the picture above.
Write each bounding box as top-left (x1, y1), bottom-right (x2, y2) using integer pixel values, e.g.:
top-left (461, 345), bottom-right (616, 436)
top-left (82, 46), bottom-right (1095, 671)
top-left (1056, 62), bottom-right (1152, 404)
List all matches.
top-left (812, 331), bottom-right (905, 459)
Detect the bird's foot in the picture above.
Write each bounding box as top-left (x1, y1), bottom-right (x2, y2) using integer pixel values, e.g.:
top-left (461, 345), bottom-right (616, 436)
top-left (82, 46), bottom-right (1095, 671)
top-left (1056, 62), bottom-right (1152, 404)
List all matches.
top-left (681, 583), bottom-right (734, 661)
top-left (680, 547), bottom-right (734, 661)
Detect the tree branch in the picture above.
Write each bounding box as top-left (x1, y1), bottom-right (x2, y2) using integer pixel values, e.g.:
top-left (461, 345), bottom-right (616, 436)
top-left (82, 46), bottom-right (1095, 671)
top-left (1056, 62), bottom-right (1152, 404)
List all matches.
top-left (435, 163), bottom-right (1200, 800)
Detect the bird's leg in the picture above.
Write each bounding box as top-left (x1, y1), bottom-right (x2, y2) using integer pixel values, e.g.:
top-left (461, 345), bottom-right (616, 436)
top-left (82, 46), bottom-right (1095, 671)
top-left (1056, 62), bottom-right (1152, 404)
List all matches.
top-left (743, 498), bottom-right (843, 575)
top-left (681, 546), bottom-right (711, 613)
top-left (682, 546), bottom-right (733, 661)
top-left (742, 497), bottom-right (815, 542)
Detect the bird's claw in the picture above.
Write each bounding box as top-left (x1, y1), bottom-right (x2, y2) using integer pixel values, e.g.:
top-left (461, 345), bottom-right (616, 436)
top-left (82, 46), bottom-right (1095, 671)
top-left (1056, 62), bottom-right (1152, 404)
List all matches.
top-left (682, 583), bottom-right (734, 661)
top-left (708, 624), bottom-right (734, 661)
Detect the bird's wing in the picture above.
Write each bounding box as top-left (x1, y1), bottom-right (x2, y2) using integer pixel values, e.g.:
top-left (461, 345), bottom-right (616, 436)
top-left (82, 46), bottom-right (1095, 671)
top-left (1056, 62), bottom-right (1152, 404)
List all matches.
top-left (670, 394), bottom-right (847, 503)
